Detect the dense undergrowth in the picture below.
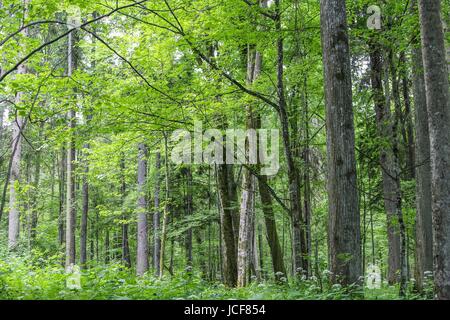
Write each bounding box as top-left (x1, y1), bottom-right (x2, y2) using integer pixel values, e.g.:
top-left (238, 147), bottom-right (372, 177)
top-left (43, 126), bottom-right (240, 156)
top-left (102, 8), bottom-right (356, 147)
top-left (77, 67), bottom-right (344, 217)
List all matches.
top-left (0, 253), bottom-right (430, 300)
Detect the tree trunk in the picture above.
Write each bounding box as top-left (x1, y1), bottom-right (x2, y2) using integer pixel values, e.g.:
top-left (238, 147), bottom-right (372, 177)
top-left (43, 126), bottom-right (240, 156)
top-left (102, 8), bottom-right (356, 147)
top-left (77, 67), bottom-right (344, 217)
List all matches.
top-left (80, 144), bottom-right (89, 267)
top-left (275, 0), bottom-right (307, 275)
top-left (160, 134), bottom-right (171, 277)
top-left (320, 0), bottom-right (361, 286)
top-left (120, 156), bottom-right (131, 268)
top-left (418, 0), bottom-right (450, 300)
top-left (400, 52), bottom-right (416, 180)
top-left (136, 143), bottom-right (149, 276)
top-left (58, 147), bottom-right (66, 250)
top-left (216, 162), bottom-right (238, 287)
top-left (65, 30), bottom-right (77, 269)
top-left (237, 44), bottom-right (259, 287)
top-left (153, 152), bottom-right (162, 276)
top-left (8, 0), bottom-right (29, 250)
top-left (369, 43), bottom-right (403, 285)
top-left (411, 0), bottom-right (433, 291)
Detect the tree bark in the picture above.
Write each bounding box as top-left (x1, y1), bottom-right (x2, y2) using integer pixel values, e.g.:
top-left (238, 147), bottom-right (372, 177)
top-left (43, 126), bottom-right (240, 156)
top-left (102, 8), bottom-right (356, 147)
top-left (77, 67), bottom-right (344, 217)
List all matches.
top-left (159, 134), bottom-right (171, 277)
top-left (369, 43), bottom-right (402, 285)
top-left (80, 143), bottom-right (89, 267)
top-left (418, 0), bottom-right (450, 300)
top-left (8, 0), bottom-right (29, 250)
top-left (320, 0), bottom-right (361, 286)
top-left (216, 162), bottom-right (238, 287)
top-left (153, 152), bottom-right (162, 276)
top-left (237, 45), bottom-right (259, 287)
top-left (410, 0), bottom-right (433, 292)
top-left (65, 30), bottom-right (77, 268)
top-left (136, 143), bottom-right (149, 276)
top-left (58, 147), bottom-right (66, 251)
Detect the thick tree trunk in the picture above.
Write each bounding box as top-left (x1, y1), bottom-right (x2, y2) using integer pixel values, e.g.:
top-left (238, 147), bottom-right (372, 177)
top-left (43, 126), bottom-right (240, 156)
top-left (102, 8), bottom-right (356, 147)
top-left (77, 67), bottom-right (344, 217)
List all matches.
top-left (411, 0), bottom-right (433, 290)
top-left (418, 0), bottom-right (450, 300)
top-left (136, 143), bottom-right (149, 276)
top-left (320, 0), bottom-right (361, 286)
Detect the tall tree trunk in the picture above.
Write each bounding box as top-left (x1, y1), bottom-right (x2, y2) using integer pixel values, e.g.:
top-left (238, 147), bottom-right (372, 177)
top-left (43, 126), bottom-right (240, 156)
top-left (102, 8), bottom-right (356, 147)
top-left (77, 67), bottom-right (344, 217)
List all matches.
top-left (136, 143), bottom-right (149, 276)
top-left (8, 0), bottom-right (29, 250)
top-left (237, 44), bottom-right (259, 287)
top-left (275, 0), bottom-right (307, 275)
top-left (153, 152), bottom-right (162, 276)
top-left (418, 0), bottom-right (450, 300)
top-left (369, 43), bottom-right (403, 286)
top-left (411, 0), bottom-right (433, 292)
top-left (320, 0), bottom-right (361, 286)
top-left (160, 134), bottom-right (171, 277)
top-left (65, 30), bottom-right (77, 268)
top-left (302, 76), bottom-right (313, 276)
top-left (80, 144), bottom-right (89, 267)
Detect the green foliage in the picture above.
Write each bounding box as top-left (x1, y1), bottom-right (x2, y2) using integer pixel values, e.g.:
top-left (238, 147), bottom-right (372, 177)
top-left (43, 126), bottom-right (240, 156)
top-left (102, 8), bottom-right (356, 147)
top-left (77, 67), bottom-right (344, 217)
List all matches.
top-left (0, 256), bottom-right (429, 300)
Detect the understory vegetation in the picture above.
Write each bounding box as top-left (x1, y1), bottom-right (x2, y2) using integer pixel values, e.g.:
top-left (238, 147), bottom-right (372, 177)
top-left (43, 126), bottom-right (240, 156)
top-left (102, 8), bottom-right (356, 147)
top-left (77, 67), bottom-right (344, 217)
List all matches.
top-left (0, 254), bottom-right (430, 300)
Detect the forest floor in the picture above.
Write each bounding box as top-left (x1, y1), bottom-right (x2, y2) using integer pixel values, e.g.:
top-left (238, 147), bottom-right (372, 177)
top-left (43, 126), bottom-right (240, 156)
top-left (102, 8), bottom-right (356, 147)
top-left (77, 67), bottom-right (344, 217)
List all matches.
top-left (0, 255), bottom-right (430, 300)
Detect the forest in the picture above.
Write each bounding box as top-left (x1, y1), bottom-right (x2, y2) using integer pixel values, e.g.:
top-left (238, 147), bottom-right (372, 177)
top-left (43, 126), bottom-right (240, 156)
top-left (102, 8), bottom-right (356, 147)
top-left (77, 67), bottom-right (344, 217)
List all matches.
top-left (0, 0), bottom-right (449, 301)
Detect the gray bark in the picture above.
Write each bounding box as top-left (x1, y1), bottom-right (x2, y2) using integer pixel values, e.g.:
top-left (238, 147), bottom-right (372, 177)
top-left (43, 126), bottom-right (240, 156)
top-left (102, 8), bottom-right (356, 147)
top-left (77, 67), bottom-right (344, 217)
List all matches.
top-left (80, 144), bottom-right (89, 267)
top-left (418, 0), bottom-right (450, 300)
top-left (136, 143), bottom-right (149, 276)
top-left (411, 0), bottom-right (433, 292)
top-left (320, 0), bottom-right (361, 285)
top-left (237, 45), bottom-right (259, 287)
top-left (8, 0), bottom-right (29, 250)
top-left (153, 152), bottom-right (162, 276)
top-left (65, 30), bottom-right (77, 268)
